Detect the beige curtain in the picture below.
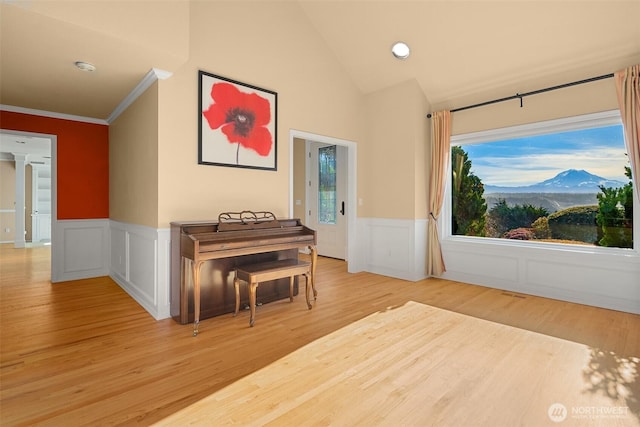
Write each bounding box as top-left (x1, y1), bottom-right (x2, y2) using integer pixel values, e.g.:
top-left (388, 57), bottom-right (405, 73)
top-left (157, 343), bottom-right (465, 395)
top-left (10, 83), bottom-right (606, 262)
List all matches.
top-left (427, 110), bottom-right (451, 276)
top-left (615, 64), bottom-right (640, 201)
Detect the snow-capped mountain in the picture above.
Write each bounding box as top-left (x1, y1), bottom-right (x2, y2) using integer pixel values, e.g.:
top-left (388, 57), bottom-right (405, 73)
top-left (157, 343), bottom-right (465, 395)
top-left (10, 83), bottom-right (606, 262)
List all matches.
top-left (484, 169), bottom-right (626, 194)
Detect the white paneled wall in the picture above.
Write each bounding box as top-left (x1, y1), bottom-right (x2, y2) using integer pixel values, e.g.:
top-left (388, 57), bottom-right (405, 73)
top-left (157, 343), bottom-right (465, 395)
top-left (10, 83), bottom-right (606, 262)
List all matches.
top-left (52, 217), bottom-right (638, 321)
top-left (52, 219), bottom-right (109, 282)
top-left (355, 218), bottom-right (428, 282)
top-left (354, 217), bottom-right (638, 314)
top-left (108, 221), bottom-right (170, 320)
top-left (441, 238), bottom-right (640, 315)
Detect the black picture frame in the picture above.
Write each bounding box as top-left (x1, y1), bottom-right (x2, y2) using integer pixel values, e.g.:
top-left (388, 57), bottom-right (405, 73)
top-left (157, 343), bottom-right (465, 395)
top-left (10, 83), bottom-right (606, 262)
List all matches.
top-left (198, 70), bottom-right (277, 170)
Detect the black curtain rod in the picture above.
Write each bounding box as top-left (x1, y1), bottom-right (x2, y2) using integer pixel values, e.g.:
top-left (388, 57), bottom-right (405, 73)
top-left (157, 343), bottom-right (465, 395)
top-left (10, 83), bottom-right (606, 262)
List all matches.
top-left (426, 73), bottom-right (614, 118)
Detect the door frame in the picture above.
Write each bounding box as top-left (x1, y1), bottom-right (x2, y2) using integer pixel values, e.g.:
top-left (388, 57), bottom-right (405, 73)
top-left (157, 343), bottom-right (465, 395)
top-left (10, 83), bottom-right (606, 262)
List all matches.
top-left (0, 129), bottom-right (56, 269)
top-left (289, 129), bottom-right (357, 266)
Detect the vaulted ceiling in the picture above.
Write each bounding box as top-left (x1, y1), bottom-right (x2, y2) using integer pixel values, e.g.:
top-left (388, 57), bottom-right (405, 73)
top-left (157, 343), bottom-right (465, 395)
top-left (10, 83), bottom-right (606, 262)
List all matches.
top-left (1, 0), bottom-right (639, 123)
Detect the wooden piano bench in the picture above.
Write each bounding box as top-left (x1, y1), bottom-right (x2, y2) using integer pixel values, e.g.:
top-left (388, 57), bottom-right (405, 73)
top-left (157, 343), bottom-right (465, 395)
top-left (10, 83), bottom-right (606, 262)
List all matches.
top-left (233, 259), bottom-right (316, 327)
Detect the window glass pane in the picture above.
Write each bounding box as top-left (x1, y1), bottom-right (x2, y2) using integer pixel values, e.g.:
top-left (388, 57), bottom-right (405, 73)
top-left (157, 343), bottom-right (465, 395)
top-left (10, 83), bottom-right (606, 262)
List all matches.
top-left (319, 145), bottom-right (337, 225)
top-left (451, 124), bottom-right (633, 249)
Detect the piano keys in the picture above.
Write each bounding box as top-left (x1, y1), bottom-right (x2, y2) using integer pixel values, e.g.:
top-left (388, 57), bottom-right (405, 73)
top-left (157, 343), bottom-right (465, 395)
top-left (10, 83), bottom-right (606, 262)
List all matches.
top-left (170, 212), bottom-right (317, 334)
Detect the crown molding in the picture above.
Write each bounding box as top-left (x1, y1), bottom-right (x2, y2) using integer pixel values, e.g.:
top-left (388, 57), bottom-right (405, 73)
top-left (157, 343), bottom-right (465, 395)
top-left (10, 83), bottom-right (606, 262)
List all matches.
top-left (2, 68), bottom-right (172, 126)
top-left (0, 104), bottom-right (108, 125)
top-left (106, 68), bottom-right (172, 124)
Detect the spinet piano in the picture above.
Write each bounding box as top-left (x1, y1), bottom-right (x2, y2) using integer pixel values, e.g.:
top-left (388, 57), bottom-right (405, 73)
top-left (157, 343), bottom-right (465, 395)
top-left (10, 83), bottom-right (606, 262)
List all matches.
top-left (170, 211), bottom-right (317, 335)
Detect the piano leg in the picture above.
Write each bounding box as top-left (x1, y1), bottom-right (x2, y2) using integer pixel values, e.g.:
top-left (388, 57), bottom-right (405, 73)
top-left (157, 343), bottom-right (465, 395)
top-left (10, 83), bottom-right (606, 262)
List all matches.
top-left (233, 272), bottom-right (240, 317)
top-left (181, 257), bottom-right (190, 324)
top-left (309, 245), bottom-right (318, 299)
top-left (193, 260), bottom-right (204, 336)
top-left (289, 276), bottom-right (294, 302)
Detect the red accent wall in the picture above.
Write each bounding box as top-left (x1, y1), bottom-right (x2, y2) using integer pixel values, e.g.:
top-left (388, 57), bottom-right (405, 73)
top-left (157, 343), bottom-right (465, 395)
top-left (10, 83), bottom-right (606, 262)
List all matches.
top-left (1, 111), bottom-right (109, 219)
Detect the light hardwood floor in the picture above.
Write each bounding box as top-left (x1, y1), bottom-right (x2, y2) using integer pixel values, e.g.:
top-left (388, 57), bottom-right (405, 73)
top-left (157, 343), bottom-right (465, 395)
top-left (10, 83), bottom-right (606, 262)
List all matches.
top-left (1, 244), bottom-right (638, 426)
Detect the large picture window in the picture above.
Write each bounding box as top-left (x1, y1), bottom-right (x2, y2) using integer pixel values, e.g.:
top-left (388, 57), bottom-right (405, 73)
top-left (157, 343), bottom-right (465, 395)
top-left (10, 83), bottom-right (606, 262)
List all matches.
top-left (450, 111), bottom-right (634, 249)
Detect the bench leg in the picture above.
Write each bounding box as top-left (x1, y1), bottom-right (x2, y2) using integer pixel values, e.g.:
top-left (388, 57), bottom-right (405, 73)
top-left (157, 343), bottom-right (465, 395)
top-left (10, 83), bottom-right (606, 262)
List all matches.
top-left (233, 277), bottom-right (240, 317)
top-left (309, 246), bottom-right (318, 299)
top-left (304, 272), bottom-right (312, 309)
top-left (249, 281), bottom-right (258, 327)
top-left (310, 271), bottom-right (318, 300)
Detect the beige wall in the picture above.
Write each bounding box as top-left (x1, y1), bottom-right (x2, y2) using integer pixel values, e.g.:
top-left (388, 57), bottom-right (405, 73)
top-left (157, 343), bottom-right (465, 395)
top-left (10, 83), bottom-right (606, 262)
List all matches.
top-left (110, 82), bottom-right (159, 227)
top-left (414, 87), bottom-right (431, 219)
top-left (0, 160), bottom-right (16, 242)
top-left (114, 2), bottom-right (630, 229)
top-left (362, 79), bottom-right (430, 220)
top-left (156, 1), bottom-right (365, 228)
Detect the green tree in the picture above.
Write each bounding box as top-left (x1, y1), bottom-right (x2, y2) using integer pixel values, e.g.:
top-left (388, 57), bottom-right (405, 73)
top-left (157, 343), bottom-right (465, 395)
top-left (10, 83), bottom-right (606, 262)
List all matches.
top-left (486, 199), bottom-right (549, 237)
top-left (596, 166), bottom-right (633, 248)
top-left (451, 146), bottom-right (487, 236)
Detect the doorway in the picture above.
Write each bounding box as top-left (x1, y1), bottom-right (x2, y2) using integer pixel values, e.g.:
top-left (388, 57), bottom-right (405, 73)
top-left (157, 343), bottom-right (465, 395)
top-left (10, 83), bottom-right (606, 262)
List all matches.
top-left (0, 129), bottom-right (55, 256)
top-left (289, 130), bottom-right (356, 266)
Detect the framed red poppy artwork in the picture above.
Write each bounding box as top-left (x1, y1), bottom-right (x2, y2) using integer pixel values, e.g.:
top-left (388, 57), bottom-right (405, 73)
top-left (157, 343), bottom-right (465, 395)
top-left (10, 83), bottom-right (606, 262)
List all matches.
top-left (198, 70), bottom-right (277, 170)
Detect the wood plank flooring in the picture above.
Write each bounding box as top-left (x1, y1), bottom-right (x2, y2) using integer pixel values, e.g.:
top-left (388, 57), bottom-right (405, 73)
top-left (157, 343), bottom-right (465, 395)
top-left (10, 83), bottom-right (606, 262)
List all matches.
top-left (157, 301), bottom-right (638, 426)
top-left (1, 244), bottom-right (639, 426)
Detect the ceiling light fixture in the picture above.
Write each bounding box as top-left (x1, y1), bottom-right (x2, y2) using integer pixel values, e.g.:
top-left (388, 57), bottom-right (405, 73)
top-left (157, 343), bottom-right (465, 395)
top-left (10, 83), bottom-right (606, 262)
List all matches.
top-left (391, 42), bottom-right (410, 60)
top-left (74, 61), bottom-right (96, 72)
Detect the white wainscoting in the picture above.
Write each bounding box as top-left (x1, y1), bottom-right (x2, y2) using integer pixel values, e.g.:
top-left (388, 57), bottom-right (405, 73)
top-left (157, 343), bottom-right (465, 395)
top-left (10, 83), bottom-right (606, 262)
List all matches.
top-left (354, 217), bottom-right (639, 314)
top-left (108, 220), bottom-right (171, 320)
top-left (440, 237), bottom-right (640, 315)
top-left (50, 217), bottom-right (639, 320)
top-left (52, 219), bottom-right (110, 282)
top-left (355, 218), bottom-right (428, 282)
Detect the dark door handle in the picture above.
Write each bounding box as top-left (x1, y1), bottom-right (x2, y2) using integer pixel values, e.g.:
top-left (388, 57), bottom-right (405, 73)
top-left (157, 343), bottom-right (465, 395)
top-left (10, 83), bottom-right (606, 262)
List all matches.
top-left (339, 201), bottom-right (345, 215)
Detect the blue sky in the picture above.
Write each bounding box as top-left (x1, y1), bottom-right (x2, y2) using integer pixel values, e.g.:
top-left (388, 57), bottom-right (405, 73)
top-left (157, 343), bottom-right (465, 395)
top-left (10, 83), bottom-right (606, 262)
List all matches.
top-left (461, 125), bottom-right (629, 186)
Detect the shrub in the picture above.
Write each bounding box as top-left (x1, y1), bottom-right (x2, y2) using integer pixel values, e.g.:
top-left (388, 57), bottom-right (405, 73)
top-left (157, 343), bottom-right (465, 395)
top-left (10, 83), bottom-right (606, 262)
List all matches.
top-left (548, 205), bottom-right (598, 243)
top-left (486, 199), bottom-right (549, 237)
top-left (502, 228), bottom-right (534, 240)
top-left (531, 217), bottom-right (551, 239)
top-left (548, 205), bottom-right (598, 225)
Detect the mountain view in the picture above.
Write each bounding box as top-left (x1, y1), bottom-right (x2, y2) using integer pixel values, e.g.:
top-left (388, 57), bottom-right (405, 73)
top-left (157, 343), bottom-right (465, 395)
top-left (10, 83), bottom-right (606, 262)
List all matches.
top-left (484, 169), bottom-right (625, 194)
top-left (483, 169), bottom-right (627, 213)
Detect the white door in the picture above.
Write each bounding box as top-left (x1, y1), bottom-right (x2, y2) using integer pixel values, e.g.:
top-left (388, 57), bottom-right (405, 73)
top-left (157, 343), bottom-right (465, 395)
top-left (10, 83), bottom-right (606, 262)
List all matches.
top-left (31, 164), bottom-right (52, 243)
top-left (307, 142), bottom-right (347, 259)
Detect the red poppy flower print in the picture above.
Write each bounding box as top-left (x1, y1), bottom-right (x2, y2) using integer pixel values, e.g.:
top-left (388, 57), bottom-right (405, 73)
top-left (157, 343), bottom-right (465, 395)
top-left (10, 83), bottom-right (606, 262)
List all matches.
top-left (202, 82), bottom-right (273, 158)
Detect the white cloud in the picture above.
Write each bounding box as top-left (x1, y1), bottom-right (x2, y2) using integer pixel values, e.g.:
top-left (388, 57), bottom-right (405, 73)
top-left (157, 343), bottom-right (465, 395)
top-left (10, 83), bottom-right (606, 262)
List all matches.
top-left (469, 146), bottom-right (629, 186)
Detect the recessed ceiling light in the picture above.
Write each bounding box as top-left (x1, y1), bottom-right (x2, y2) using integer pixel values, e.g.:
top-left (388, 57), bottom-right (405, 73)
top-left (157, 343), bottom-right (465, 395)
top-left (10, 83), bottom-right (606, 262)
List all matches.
top-left (391, 42), bottom-right (410, 60)
top-left (74, 61), bottom-right (96, 72)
